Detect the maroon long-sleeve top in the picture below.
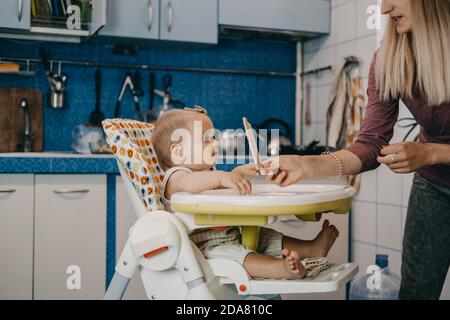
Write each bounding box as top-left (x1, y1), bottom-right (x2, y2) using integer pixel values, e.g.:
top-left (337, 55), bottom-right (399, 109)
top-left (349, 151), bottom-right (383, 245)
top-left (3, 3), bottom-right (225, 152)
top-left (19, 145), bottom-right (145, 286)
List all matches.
top-left (346, 54), bottom-right (450, 189)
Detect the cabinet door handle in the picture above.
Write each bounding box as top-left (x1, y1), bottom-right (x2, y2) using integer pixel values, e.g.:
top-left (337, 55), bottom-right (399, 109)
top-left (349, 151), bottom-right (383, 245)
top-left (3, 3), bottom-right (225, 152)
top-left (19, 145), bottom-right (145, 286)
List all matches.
top-left (53, 189), bottom-right (90, 194)
top-left (0, 189), bottom-right (17, 194)
top-left (167, 1), bottom-right (174, 33)
top-left (18, 0), bottom-right (24, 22)
top-left (148, 0), bottom-right (154, 31)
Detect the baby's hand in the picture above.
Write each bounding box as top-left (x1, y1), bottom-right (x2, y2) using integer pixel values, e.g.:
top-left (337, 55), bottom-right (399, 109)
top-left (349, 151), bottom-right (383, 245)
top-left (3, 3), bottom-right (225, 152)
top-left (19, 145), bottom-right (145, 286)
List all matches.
top-left (219, 172), bottom-right (252, 195)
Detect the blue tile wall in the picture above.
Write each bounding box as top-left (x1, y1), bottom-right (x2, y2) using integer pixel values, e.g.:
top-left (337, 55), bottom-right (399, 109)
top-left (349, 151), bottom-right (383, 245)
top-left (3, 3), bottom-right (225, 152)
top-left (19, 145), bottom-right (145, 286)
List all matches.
top-left (0, 38), bottom-right (296, 151)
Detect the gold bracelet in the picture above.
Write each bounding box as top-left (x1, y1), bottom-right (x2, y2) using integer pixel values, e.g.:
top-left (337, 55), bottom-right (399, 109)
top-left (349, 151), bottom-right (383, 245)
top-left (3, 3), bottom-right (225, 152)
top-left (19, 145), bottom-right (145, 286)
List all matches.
top-left (321, 151), bottom-right (344, 179)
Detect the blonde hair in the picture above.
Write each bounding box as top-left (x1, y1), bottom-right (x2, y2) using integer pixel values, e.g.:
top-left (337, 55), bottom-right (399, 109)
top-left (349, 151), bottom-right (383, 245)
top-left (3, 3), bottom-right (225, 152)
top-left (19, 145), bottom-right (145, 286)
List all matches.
top-left (153, 109), bottom-right (207, 169)
top-left (375, 0), bottom-right (450, 105)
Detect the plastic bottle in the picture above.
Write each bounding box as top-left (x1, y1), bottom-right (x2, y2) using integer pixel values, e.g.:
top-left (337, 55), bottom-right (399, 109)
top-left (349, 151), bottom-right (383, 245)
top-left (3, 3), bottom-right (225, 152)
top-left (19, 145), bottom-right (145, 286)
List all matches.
top-left (349, 254), bottom-right (401, 300)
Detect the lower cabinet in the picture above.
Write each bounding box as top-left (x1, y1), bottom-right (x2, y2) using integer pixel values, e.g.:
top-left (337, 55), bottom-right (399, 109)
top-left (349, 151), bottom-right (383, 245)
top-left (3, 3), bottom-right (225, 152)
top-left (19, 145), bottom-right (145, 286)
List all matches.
top-left (33, 175), bottom-right (106, 300)
top-left (0, 174), bottom-right (34, 300)
top-left (0, 174), bottom-right (107, 300)
top-left (115, 176), bottom-right (147, 300)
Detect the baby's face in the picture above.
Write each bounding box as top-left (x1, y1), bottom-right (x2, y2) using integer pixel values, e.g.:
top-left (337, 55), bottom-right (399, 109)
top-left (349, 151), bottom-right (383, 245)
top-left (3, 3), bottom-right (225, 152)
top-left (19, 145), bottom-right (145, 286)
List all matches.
top-left (181, 114), bottom-right (219, 171)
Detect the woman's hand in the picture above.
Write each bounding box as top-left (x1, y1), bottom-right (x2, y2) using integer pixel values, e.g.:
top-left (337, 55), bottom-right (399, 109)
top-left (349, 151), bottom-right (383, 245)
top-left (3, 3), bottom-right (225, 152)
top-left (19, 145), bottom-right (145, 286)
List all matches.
top-left (377, 142), bottom-right (435, 174)
top-left (232, 164), bottom-right (261, 177)
top-left (265, 155), bottom-right (310, 187)
top-left (219, 172), bottom-right (252, 195)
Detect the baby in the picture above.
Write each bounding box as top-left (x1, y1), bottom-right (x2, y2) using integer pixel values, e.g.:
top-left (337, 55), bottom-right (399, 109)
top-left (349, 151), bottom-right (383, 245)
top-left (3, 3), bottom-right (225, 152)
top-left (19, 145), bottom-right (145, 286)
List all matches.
top-left (153, 108), bottom-right (339, 279)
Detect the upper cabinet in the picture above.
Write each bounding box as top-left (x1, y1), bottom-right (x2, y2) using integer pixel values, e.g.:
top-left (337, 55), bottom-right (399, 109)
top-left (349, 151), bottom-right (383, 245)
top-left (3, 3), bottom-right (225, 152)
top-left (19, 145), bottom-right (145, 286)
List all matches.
top-left (99, 0), bottom-right (218, 44)
top-left (99, 0), bottom-right (159, 40)
top-left (0, 0), bottom-right (31, 30)
top-left (219, 0), bottom-right (330, 37)
top-left (0, 0), bottom-right (107, 42)
top-left (159, 0), bottom-right (217, 44)
top-left (0, 0), bottom-right (329, 44)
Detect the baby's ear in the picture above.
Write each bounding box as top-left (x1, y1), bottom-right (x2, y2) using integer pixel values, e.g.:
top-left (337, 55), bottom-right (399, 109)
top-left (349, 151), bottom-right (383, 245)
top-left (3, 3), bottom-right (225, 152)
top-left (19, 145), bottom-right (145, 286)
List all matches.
top-left (170, 143), bottom-right (185, 165)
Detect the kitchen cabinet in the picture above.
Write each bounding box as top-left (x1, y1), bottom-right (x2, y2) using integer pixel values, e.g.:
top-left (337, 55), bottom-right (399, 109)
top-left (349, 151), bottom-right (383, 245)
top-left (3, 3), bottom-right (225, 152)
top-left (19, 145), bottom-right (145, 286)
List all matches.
top-left (0, 0), bottom-right (31, 30)
top-left (219, 0), bottom-right (330, 35)
top-left (0, 0), bottom-right (107, 42)
top-left (98, 0), bottom-right (217, 44)
top-left (159, 0), bottom-right (217, 44)
top-left (99, 0), bottom-right (159, 40)
top-left (115, 176), bottom-right (147, 300)
top-left (33, 174), bottom-right (106, 300)
top-left (0, 174), bottom-right (34, 300)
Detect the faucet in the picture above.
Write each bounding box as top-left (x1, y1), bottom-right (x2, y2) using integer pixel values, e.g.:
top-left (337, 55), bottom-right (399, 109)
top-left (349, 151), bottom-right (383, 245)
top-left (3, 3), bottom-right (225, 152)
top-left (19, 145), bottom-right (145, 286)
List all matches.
top-left (17, 98), bottom-right (34, 152)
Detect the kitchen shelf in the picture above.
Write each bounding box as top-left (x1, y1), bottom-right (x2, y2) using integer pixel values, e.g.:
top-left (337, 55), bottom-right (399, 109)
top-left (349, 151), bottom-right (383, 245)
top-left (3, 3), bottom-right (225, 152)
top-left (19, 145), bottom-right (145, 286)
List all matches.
top-left (0, 58), bottom-right (37, 77)
top-left (0, 70), bottom-right (37, 77)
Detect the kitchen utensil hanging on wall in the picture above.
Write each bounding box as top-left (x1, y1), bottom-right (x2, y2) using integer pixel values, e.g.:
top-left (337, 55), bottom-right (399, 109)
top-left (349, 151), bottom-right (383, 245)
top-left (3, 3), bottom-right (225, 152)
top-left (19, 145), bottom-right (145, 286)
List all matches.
top-left (153, 74), bottom-right (186, 119)
top-left (257, 118), bottom-right (293, 156)
top-left (114, 71), bottom-right (144, 119)
top-left (137, 72), bottom-right (158, 123)
top-left (305, 82), bottom-right (312, 126)
top-left (87, 68), bottom-right (105, 127)
top-left (39, 47), bottom-right (67, 109)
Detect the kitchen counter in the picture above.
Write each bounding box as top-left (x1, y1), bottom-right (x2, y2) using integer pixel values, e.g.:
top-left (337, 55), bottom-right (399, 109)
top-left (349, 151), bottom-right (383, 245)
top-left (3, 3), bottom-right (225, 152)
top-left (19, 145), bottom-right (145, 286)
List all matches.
top-left (0, 152), bottom-right (250, 174)
top-left (0, 152), bottom-right (119, 174)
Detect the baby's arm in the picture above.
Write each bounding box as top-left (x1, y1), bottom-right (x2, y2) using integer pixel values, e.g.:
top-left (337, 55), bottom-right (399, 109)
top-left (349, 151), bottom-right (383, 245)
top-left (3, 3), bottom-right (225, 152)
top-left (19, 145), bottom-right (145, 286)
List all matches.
top-left (164, 170), bottom-right (252, 200)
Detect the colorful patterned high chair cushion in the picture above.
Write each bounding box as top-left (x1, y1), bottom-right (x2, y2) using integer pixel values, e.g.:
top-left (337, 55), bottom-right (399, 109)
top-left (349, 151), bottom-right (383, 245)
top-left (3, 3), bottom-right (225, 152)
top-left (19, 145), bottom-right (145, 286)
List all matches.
top-left (102, 119), bottom-right (165, 212)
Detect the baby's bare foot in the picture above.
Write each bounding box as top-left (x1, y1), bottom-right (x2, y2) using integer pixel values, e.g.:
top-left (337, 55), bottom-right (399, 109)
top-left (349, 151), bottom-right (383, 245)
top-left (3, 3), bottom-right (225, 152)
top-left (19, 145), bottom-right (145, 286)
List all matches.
top-left (310, 219), bottom-right (339, 257)
top-left (279, 249), bottom-right (305, 279)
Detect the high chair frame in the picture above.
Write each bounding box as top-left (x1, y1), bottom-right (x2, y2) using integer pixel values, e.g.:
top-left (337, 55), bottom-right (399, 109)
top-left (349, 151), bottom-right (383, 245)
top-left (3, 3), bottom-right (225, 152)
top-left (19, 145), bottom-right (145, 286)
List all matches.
top-left (102, 119), bottom-right (358, 300)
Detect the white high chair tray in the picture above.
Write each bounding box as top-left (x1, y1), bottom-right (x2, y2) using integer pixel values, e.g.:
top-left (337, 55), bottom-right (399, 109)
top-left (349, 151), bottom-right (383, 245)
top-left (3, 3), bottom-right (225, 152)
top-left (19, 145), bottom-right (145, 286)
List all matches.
top-left (171, 184), bottom-right (355, 216)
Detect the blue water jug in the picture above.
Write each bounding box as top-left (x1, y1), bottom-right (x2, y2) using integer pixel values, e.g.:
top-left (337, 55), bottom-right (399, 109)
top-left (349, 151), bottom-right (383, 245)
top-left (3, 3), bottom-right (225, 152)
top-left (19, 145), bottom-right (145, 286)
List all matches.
top-left (349, 254), bottom-right (401, 300)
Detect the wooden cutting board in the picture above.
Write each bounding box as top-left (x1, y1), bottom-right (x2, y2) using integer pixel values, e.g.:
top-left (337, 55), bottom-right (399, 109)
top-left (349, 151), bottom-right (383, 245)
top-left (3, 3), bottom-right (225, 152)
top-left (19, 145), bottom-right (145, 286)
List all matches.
top-left (0, 88), bottom-right (43, 153)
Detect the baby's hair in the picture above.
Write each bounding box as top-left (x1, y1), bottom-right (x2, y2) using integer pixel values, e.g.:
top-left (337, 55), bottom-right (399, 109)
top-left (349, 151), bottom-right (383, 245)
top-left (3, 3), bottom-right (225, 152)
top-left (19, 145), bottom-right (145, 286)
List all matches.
top-left (153, 109), bottom-right (208, 169)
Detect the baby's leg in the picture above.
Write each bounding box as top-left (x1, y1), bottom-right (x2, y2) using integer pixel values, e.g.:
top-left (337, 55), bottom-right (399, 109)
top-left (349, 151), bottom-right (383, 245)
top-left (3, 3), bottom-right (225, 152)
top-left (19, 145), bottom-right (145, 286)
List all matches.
top-left (283, 219), bottom-right (339, 258)
top-left (243, 249), bottom-right (305, 279)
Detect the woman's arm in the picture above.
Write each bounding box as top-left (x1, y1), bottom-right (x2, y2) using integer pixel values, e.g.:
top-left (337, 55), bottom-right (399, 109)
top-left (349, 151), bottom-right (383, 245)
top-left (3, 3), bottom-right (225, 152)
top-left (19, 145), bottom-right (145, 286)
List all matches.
top-left (430, 143), bottom-right (450, 165)
top-left (165, 170), bottom-right (252, 199)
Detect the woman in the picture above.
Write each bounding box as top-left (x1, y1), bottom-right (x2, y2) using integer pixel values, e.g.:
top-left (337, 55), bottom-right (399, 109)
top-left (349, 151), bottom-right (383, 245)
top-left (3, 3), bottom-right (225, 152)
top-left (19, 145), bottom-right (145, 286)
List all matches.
top-left (267, 0), bottom-right (450, 299)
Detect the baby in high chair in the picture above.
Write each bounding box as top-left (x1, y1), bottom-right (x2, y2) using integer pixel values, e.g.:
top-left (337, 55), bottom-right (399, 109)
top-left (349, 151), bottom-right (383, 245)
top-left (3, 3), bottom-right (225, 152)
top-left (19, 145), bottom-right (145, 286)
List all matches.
top-left (153, 108), bottom-right (339, 279)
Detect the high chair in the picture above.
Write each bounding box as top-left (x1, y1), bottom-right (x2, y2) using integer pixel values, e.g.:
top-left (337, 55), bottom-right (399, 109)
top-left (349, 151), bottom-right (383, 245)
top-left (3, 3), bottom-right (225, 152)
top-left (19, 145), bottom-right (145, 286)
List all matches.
top-left (102, 119), bottom-right (358, 300)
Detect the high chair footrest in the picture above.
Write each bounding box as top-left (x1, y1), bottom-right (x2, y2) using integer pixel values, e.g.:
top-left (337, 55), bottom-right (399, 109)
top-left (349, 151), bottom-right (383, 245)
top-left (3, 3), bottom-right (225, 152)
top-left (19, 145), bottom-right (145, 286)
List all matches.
top-left (219, 263), bottom-right (359, 295)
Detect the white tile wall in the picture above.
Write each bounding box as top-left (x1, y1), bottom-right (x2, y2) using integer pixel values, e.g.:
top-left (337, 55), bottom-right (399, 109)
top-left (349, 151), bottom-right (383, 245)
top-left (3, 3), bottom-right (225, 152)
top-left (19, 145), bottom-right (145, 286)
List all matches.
top-left (376, 165), bottom-right (402, 206)
top-left (377, 204), bottom-right (402, 251)
top-left (351, 201), bottom-right (376, 244)
top-left (354, 170), bottom-right (377, 202)
top-left (335, 2), bottom-right (356, 43)
top-left (356, 0), bottom-right (378, 38)
top-left (401, 174), bottom-right (414, 207)
top-left (351, 241), bottom-right (377, 279)
top-left (401, 207), bottom-right (408, 240)
top-left (303, 0), bottom-right (449, 299)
